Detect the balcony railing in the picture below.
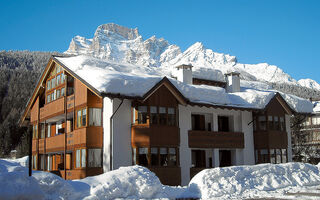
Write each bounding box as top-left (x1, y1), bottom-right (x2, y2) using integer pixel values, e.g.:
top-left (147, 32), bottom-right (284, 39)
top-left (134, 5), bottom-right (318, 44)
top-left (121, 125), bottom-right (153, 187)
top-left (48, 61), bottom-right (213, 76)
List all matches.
top-left (40, 97), bottom-right (65, 121)
top-left (149, 167), bottom-right (181, 186)
top-left (254, 130), bottom-right (288, 149)
top-left (188, 130), bottom-right (244, 148)
top-left (131, 124), bottom-right (180, 147)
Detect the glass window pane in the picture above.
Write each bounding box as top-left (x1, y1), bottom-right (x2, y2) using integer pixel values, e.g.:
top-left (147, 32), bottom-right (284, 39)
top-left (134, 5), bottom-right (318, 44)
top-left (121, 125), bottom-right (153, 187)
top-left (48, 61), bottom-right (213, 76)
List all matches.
top-left (76, 150), bottom-right (80, 168)
top-left (259, 116), bottom-right (266, 131)
top-left (77, 110), bottom-right (81, 128)
top-left (150, 106), bottom-right (158, 124)
top-left (160, 148), bottom-right (168, 166)
top-left (57, 89), bottom-right (60, 99)
top-left (82, 108), bottom-right (87, 127)
top-left (168, 108), bottom-right (175, 114)
top-left (88, 149), bottom-right (102, 167)
top-left (81, 149), bottom-right (86, 167)
top-left (138, 148), bottom-right (148, 166)
top-left (61, 87), bottom-right (65, 96)
top-left (133, 148), bottom-right (137, 165)
top-left (47, 94), bottom-right (51, 103)
top-left (89, 108), bottom-right (102, 126)
top-left (268, 116), bottom-right (273, 130)
top-left (52, 77), bottom-right (56, 88)
top-left (168, 148), bottom-right (176, 166)
top-left (57, 75), bottom-right (61, 85)
top-left (280, 117), bottom-right (285, 131)
top-left (151, 147), bottom-right (158, 166)
top-left (159, 107), bottom-right (167, 125)
top-left (137, 106), bottom-right (147, 124)
top-left (47, 124), bottom-right (51, 138)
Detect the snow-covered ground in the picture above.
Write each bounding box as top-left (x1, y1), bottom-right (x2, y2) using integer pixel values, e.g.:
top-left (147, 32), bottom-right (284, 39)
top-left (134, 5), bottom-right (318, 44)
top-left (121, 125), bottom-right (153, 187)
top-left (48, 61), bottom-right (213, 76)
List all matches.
top-left (2, 157), bottom-right (320, 200)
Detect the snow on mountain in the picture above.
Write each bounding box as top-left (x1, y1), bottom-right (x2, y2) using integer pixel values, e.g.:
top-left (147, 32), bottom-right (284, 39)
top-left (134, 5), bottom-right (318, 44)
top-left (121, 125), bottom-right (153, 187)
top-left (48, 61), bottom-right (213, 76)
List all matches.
top-left (65, 23), bottom-right (320, 90)
top-left (298, 78), bottom-right (320, 91)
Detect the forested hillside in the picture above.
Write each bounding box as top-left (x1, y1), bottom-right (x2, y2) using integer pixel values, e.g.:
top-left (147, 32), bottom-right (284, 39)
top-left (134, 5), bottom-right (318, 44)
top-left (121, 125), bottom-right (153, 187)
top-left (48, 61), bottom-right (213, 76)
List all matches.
top-left (0, 51), bottom-right (58, 157)
top-left (0, 50), bottom-right (319, 158)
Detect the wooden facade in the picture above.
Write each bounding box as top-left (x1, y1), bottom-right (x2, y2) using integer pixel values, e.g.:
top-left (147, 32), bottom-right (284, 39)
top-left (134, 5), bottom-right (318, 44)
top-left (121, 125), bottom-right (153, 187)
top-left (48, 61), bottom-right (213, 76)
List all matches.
top-left (29, 59), bottom-right (103, 180)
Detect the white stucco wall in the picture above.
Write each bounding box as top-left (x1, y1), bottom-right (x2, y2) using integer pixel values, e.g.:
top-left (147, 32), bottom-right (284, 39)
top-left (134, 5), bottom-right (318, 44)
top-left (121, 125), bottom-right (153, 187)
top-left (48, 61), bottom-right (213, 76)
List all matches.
top-left (103, 98), bottom-right (132, 172)
top-left (286, 114), bottom-right (292, 162)
top-left (112, 99), bottom-right (132, 169)
top-left (103, 97), bottom-right (112, 172)
top-left (178, 105), bottom-right (255, 185)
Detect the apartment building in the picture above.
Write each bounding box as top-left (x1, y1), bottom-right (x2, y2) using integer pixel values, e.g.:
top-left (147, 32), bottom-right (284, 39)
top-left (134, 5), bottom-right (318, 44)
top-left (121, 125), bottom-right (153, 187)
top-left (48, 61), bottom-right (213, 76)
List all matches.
top-left (20, 55), bottom-right (312, 186)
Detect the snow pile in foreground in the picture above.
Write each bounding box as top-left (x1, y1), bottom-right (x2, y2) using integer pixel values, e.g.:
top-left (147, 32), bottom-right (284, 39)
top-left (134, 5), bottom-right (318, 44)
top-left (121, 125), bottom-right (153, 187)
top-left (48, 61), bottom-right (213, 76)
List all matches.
top-left (189, 162), bottom-right (320, 199)
top-left (2, 157), bottom-right (320, 199)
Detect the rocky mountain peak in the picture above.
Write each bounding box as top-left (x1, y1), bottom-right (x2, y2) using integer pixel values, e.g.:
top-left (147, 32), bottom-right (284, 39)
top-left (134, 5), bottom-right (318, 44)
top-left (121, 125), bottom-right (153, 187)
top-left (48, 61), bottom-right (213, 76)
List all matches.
top-left (95, 23), bottom-right (140, 40)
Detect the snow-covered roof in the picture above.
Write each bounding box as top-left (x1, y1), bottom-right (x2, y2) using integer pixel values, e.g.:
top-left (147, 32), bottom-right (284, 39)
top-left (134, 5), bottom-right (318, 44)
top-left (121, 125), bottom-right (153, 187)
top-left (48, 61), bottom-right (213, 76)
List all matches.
top-left (312, 101), bottom-right (320, 113)
top-left (55, 55), bottom-right (313, 113)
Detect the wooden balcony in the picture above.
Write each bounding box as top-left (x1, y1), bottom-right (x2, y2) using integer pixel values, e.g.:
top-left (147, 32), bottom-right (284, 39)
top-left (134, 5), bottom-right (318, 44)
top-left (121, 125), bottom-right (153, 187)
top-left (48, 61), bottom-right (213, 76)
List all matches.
top-left (67, 127), bottom-right (103, 149)
top-left (149, 167), bottom-right (181, 186)
top-left (40, 97), bottom-right (65, 121)
top-left (188, 130), bottom-right (244, 148)
top-left (131, 124), bottom-right (180, 147)
top-left (254, 130), bottom-right (288, 149)
top-left (46, 134), bottom-right (65, 152)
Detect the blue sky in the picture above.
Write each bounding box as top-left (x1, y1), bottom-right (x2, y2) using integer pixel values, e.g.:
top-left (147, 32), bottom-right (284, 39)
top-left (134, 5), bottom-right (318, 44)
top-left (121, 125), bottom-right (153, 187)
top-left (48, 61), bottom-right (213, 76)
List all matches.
top-left (1, 0), bottom-right (319, 83)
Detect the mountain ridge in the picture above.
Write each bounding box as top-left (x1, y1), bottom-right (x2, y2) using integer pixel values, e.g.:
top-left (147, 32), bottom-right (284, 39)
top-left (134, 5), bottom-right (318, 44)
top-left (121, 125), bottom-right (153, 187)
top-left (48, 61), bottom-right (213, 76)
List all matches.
top-left (65, 23), bottom-right (319, 91)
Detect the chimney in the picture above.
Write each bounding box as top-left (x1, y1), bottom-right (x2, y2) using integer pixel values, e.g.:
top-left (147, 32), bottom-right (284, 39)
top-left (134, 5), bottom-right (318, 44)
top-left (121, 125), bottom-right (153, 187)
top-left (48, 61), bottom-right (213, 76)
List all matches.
top-left (176, 64), bottom-right (193, 84)
top-left (225, 71), bottom-right (240, 93)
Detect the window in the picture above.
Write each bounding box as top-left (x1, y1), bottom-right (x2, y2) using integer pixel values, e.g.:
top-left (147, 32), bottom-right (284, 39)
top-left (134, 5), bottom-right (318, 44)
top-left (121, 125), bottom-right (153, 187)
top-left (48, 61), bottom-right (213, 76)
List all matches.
top-left (133, 148), bottom-right (137, 165)
top-left (192, 150), bottom-right (206, 168)
top-left (151, 148), bottom-right (159, 166)
top-left (88, 149), bottom-right (102, 167)
top-left (168, 108), bottom-right (175, 126)
top-left (160, 147), bottom-right (168, 166)
top-left (47, 155), bottom-right (52, 171)
top-left (258, 116), bottom-right (267, 131)
top-left (168, 148), bottom-right (177, 166)
top-left (57, 74), bottom-right (61, 85)
top-left (280, 117), bottom-right (285, 131)
top-left (47, 81), bottom-right (51, 91)
top-left (76, 149), bottom-right (86, 168)
top-left (47, 124), bottom-right (51, 138)
top-left (192, 114), bottom-right (205, 131)
top-left (159, 107), bottom-right (167, 125)
top-left (47, 94), bottom-right (51, 103)
top-left (61, 73), bottom-right (65, 84)
top-left (61, 87), bottom-right (65, 96)
top-left (218, 116), bottom-right (229, 132)
top-left (150, 106), bottom-right (158, 124)
top-left (52, 77), bottom-right (56, 88)
top-left (77, 108), bottom-right (87, 128)
top-left (268, 116), bottom-right (273, 130)
top-left (274, 116), bottom-right (279, 130)
top-left (56, 89), bottom-right (60, 99)
top-left (138, 148), bottom-right (148, 166)
top-left (281, 149), bottom-right (287, 163)
top-left (137, 106), bottom-right (148, 124)
top-left (51, 93), bottom-right (55, 102)
top-left (276, 149), bottom-right (281, 164)
top-left (89, 108), bottom-right (102, 126)
top-left (270, 149), bottom-right (275, 164)
top-left (57, 65), bottom-right (61, 73)
top-left (40, 154), bottom-right (45, 170)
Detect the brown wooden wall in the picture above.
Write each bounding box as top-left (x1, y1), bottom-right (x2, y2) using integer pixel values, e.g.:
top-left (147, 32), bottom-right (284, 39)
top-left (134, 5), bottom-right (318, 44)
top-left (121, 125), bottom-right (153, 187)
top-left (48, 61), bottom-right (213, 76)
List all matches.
top-left (266, 97), bottom-right (287, 116)
top-left (75, 79), bottom-right (87, 107)
top-left (131, 125), bottom-right (180, 147)
top-left (144, 85), bottom-right (178, 107)
top-left (188, 130), bottom-right (244, 148)
top-left (149, 167), bottom-right (181, 186)
top-left (30, 97), bottom-right (39, 123)
top-left (87, 90), bottom-right (103, 108)
top-left (254, 131), bottom-right (288, 149)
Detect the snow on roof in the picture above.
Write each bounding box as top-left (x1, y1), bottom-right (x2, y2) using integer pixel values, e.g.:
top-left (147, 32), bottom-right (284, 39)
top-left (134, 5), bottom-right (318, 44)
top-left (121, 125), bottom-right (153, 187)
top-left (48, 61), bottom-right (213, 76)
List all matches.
top-left (55, 55), bottom-right (313, 113)
top-left (313, 101), bottom-right (320, 113)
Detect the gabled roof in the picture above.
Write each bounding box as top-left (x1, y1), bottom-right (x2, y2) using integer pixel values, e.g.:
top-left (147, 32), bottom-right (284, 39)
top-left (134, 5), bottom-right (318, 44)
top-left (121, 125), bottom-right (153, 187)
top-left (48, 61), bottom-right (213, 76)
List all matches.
top-left (20, 55), bottom-right (314, 126)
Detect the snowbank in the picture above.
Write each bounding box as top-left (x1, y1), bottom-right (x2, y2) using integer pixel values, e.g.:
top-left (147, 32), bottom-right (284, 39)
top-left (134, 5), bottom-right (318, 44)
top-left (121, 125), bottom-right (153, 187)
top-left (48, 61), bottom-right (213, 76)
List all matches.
top-left (189, 162), bottom-right (320, 199)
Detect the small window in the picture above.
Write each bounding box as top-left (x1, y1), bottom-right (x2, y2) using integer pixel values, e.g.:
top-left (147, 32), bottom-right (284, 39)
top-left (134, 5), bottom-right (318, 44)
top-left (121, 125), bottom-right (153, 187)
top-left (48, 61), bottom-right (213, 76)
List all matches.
top-left (61, 87), bottom-right (65, 96)
top-left (281, 149), bottom-right (287, 163)
top-left (77, 110), bottom-right (82, 128)
top-left (57, 65), bottom-right (61, 73)
top-left (47, 81), bottom-right (51, 91)
top-left (76, 149), bottom-right (81, 168)
top-left (270, 149), bottom-right (276, 164)
top-left (82, 108), bottom-right (87, 127)
top-left (88, 149), bottom-right (101, 167)
top-left (274, 116), bottom-right (279, 130)
top-left (137, 106), bottom-right (148, 124)
top-left (268, 116), bottom-right (273, 130)
top-left (151, 147), bottom-right (159, 166)
top-left (51, 93), bottom-right (55, 102)
top-left (61, 73), bottom-right (65, 84)
top-left (52, 77), bottom-right (56, 88)
top-left (159, 107), bottom-right (167, 125)
top-left (47, 155), bottom-right (52, 171)
top-left (57, 89), bottom-right (60, 99)
top-left (160, 147), bottom-right (168, 166)
top-left (33, 125), bottom-right (38, 139)
top-left (47, 94), bottom-right (51, 103)
top-left (138, 148), bottom-right (148, 166)
top-left (276, 149), bottom-right (281, 164)
top-left (89, 108), bottom-right (102, 126)
top-left (57, 75), bottom-right (61, 85)
top-left (76, 149), bottom-right (86, 168)
top-left (168, 148), bottom-right (177, 166)
top-left (47, 124), bottom-right (51, 138)
top-left (150, 106), bottom-right (158, 124)
top-left (40, 124), bottom-right (45, 139)
top-left (168, 108), bottom-right (175, 126)
top-left (259, 116), bottom-right (267, 131)
top-left (280, 117), bottom-right (285, 131)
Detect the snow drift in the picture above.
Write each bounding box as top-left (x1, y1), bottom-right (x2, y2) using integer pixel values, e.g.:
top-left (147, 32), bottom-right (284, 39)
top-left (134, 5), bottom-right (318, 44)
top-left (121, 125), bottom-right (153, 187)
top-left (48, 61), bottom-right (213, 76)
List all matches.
top-left (2, 157), bottom-right (320, 199)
